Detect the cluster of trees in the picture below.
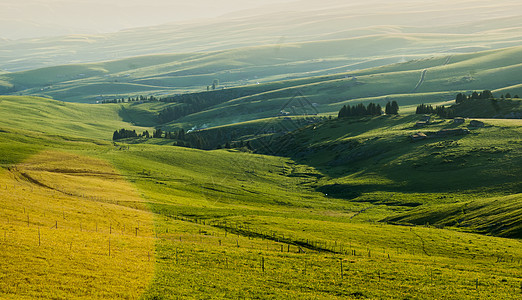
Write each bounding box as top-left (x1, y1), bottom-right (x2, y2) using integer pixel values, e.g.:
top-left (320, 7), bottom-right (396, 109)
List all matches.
top-left (337, 101), bottom-right (399, 118)
top-left (416, 104), bottom-right (435, 114)
top-left (415, 104), bottom-right (454, 118)
top-left (218, 140), bottom-right (253, 150)
top-left (101, 95), bottom-right (159, 104)
top-left (455, 90), bottom-right (519, 104)
top-left (112, 127), bottom-right (212, 149)
top-left (152, 128), bottom-right (186, 140)
top-left (385, 101), bottom-right (399, 115)
top-left (112, 129), bottom-right (140, 140)
top-left (338, 102), bottom-right (382, 118)
top-left (455, 90), bottom-right (494, 103)
top-left (157, 89), bottom-right (248, 123)
top-left (499, 93), bottom-right (519, 99)
top-left (157, 105), bottom-right (193, 124)
top-left (207, 79), bottom-right (219, 91)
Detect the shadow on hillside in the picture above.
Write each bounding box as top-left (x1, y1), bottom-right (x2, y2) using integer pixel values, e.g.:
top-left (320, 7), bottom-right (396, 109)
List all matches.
top-left (268, 124), bottom-right (513, 197)
top-left (118, 104), bottom-right (159, 127)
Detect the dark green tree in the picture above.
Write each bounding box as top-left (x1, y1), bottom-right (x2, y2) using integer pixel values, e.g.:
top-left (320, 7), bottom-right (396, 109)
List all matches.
top-left (416, 104), bottom-right (434, 114)
top-left (391, 101), bottom-right (399, 115)
top-left (112, 130), bottom-right (120, 140)
top-left (153, 129), bottom-right (163, 138)
top-left (338, 105), bottom-right (348, 118)
top-left (480, 90), bottom-right (493, 99)
top-left (455, 93), bottom-right (465, 103)
top-left (385, 102), bottom-right (392, 115)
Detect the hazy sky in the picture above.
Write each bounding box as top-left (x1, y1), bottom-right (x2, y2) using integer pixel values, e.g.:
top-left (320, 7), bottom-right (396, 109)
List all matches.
top-left (0, 0), bottom-right (298, 39)
top-left (2, 0), bottom-right (521, 40)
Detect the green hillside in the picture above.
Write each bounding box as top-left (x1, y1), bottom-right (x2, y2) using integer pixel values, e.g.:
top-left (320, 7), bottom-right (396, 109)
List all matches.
top-left (452, 97), bottom-right (522, 118)
top-left (161, 46), bottom-right (522, 129)
top-left (252, 115), bottom-right (522, 236)
top-left (2, 42), bottom-right (522, 111)
top-left (386, 194), bottom-right (522, 238)
top-left (0, 96), bottom-right (520, 299)
top-left (1, 1), bottom-right (521, 297)
top-left (26, 45), bottom-right (515, 134)
top-left (2, 45), bottom-right (521, 143)
top-left (0, 96), bottom-right (152, 140)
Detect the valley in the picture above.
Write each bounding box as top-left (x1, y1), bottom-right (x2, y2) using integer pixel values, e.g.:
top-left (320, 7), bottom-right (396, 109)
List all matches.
top-left (0, 0), bottom-right (521, 298)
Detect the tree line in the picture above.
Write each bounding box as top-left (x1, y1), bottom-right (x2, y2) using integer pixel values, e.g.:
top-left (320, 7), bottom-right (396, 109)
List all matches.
top-left (112, 127), bottom-right (213, 149)
top-left (415, 104), bottom-right (454, 118)
top-left (101, 95), bottom-right (159, 104)
top-left (455, 90), bottom-right (519, 103)
top-left (337, 101), bottom-right (398, 118)
top-left (112, 129), bottom-right (141, 140)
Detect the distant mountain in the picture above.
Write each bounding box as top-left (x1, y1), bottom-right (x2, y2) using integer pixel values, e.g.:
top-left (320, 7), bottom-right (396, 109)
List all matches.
top-left (1, 0), bottom-right (521, 71)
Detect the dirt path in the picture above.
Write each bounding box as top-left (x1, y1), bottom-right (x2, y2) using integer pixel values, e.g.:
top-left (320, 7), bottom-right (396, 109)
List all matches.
top-left (412, 55), bottom-right (452, 92)
top-left (412, 69), bottom-right (427, 92)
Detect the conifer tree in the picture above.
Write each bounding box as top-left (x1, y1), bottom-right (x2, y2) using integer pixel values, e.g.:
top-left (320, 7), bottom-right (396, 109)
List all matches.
top-left (391, 101), bottom-right (399, 115)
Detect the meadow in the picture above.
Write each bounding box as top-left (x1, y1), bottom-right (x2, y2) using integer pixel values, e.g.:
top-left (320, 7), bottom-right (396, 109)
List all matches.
top-left (4, 44), bottom-right (519, 140)
top-left (0, 95), bottom-right (520, 299)
top-left (1, 0), bottom-right (521, 297)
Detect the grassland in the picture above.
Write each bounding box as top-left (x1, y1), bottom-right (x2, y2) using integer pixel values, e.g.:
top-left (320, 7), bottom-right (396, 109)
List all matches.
top-left (0, 149), bottom-right (155, 299)
top-left (0, 96), bottom-right (152, 140)
top-left (6, 44), bottom-right (518, 138)
top-left (0, 96), bottom-right (520, 298)
top-left (2, 44), bottom-right (522, 111)
top-left (164, 46), bottom-right (522, 129)
top-left (1, 1), bottom-right (521, 296)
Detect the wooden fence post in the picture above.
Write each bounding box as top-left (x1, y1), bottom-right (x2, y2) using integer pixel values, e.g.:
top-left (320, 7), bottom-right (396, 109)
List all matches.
top-left (340, 259), bottom-right (344, 280)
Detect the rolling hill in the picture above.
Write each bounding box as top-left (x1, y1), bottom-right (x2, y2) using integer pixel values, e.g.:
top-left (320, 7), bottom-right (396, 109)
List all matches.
top-left (1, 1), bottom-right (521, 296)
top-left (2, 45), bottom-right (521, 138)
top-left (0, 95), bottom-right (520, 298)
top-left (1, 0), bottom-right (521, 72)
top-left (123, 46), bottom-right (522, 131)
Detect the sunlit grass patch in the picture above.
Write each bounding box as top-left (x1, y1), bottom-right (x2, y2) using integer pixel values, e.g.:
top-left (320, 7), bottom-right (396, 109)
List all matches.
top-left (0, 151), bottom-right (154, 299)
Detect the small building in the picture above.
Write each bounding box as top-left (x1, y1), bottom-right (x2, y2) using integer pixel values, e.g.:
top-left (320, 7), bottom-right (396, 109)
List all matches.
top-left (469, 120), bottom-right (485, 128)
top-left (453, 117), bottom-right (465, 124)
top-left (410, 132), bottom-right (427, 141)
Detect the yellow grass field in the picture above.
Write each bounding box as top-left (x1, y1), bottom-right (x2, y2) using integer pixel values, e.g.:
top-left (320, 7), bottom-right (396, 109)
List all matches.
top-left (0, 151), bottom-right (155, 299)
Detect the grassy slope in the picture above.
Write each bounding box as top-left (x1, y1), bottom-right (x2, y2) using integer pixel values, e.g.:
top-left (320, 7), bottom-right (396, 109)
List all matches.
top-left (1, 46), bottom-right (521, 143)
top-left (452, 98), bottom-right (522, 118)
top-left (0, 38), bottom-right (421, 101)
top-left (75, 45), bottom-right (521, 135)
top-left (385, 193), bottom-right (522, 238)
top-left (0, 98), bottom-right (521, 298)
top-left (0, 96), bottom-right (153, 140)
top-left (2, 43), bottom-right (522, 109)
top-left (264, 115), bottom-right (522, 237)
top-left (0, 149), bottom-right (155, 299)
top-left (162, 46), bottom-right (522, 129)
